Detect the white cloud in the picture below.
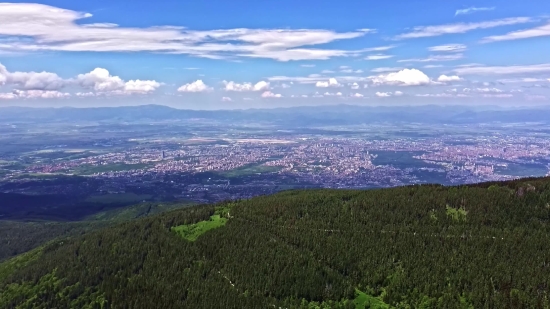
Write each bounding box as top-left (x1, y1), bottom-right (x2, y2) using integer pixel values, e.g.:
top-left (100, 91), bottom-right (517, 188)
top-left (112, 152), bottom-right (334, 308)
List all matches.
top-left (455, 7), bottom-right (495, 16)
top-left (365, 54), bottom-right (394, 60)
top-left (371, 67), bottom-right (404, 73)
top-left (398, 54), bottom-right (463, 62)
top-left (76, 68), bottom-right (124, 92)
top-left (261, 91), bottom-right (282, 98)
top-left (416, 93), bottom-right (458, 98)
top-left (253, 81), bottom-right (270, 91)
top-left (222, 80), bottom-right (269, 91)
top-left (453, 63), bottom-right (550, 75)
top-left (316, 78), bottom-right (340, 88)
top-left (428, 44), bottom-right (466, 52)
top-left (222, 96), bottom-right (232, 102)
top-left (372, 68), bottom-right (431, 86)
top-left (0, 92), bottom-right (17, 100)
top-left (350, 82), bottom-right (360, 89)
top-left (351, 93), bottom-right (364, 98)
top-left (0, 63), bottom-right (66, 90)
top-left (124, 80), bottom-right (161, 93)
top-left (437, 75), bottom-right (462, 82)
top-left (321, 70), bottom-right (335, 74)
top-left (7, 71), bottom-right (65, 90)
top-left (498, 78), bottom-right (550, 83)
top-left (357, 28), bottom-right (377, 33)
top-left (0, 64), bottom-right (9, 85)
top-left (75, 92), bottom-right (95, 97)
top-left (376, 91), bottom-right (403, 97)
top-left (394, 17), bottom-right (532, 39)
top-left (177, 80), bottom-right (211, 92)
top-left (76, 68), bottom-right (160, 94)
top-left (481, 22), bottom-right (550, 43)
top-left (324, 92), bottom-right (343, 96)
top-left (300, 64), bottom-right (316, 67)
top-left (0, 3), bottom-right (370, 61)
top-left (0, 89), bottom-right (70, 99)
top-left (463, 87), bottom-right (503, 93)
top-left (423, 65), bottom-right (444, 68)
top-left (341, 69), bottom-right (363, 73)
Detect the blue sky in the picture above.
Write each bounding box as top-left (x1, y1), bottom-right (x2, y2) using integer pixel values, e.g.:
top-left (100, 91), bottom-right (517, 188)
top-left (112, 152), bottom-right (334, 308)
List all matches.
top-left (0, 0), bottom-right (549, 109)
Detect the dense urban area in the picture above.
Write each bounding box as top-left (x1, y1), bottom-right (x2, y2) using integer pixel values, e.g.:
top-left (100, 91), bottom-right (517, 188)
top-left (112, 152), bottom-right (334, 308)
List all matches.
top-left (1, 120), bottom-right (549, 205)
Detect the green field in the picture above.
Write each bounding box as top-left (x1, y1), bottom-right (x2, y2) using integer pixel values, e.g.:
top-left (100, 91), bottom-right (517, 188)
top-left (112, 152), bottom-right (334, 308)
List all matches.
top-left (354, 289), bottom-right (389, 309)
top-left (219, 163), bottom-right (282, 178)
top-left (73, 163), bottom-right (151, 175)
top-left (84, 193), bottom-right (152, 204)
top-left (172, 213), bottom-right (228, 241)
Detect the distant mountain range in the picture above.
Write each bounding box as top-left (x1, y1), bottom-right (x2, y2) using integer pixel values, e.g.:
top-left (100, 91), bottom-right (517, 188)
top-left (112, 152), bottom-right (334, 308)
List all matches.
top-left (1, 104), bottom-right (549, 125)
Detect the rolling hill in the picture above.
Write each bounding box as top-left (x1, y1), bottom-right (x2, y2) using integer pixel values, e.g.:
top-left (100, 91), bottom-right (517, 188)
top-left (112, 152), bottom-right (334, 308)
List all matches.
top-left (1, 177), bottom-right (550, 308)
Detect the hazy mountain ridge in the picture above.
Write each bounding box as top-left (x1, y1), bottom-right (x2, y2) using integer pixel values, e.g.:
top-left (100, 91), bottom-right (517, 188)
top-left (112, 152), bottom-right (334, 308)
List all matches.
top-left (1, 104), bottom-right (549, 125)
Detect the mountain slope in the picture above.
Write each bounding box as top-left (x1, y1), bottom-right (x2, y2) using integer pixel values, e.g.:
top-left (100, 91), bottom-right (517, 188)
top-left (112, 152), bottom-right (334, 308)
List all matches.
top-left (2, 178), bottom-right (550, 308)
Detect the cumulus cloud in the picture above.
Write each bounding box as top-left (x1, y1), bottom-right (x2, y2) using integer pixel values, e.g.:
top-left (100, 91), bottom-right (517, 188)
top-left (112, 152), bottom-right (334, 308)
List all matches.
top-left (261, 91), bottom-right (282, 98)
top-left (223, 80), bottom-right (270, 91)
top-left (323, 92), bottom-right (343, 96)
top-left (222, 96), bottom-right (233, 102)
top-left (76, 68), bottom-right (124, 91)
top-left (455, 7), bottom-right (495, 16)
top-left (316, 78), bottom-right (340, 88)
top-left (7, 71), bottom-right (65, 90)
top-left (372, 69), bottom-right (431, 86)
top-left (0, 3), bottom-right (371, 61)
top-left (437, 75), bottom-right (463, 82)
top-left (428, 44), bottom-right (467, 52)
top-left (350, 82), bottom-right (360, 89)
top-left (177, 80), bottom-right (211, 92)
top-left (76, 68), bottom-right (160, 94)
top-left (0, 63), bottom-right (66, 90)
top-left (394, 17), bottom-right (532, 39)
top-left (376, 91), bottom-right (403, 97)
top-left (351, 93), bottom-right (364, 98)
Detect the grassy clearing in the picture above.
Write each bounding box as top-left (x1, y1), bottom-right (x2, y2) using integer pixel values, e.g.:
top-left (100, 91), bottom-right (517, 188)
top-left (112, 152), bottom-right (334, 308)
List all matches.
top-left (172, 213), bottom-right (228, 241)
top-left (84, 193), bottom-right (152, 204)
top-left (354, 289), bottom-right (390, 309)
top-left (446, 205), bottom-right (468, 222)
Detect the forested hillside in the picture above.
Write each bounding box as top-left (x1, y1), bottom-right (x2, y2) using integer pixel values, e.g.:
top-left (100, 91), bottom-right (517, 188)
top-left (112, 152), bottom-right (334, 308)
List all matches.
top-left (2, 177), bottom-right (550, 308)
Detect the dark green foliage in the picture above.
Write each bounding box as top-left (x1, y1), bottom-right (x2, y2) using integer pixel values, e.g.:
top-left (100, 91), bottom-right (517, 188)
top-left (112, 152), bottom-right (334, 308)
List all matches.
top-left (2, 178), bottom-right (550, 308)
